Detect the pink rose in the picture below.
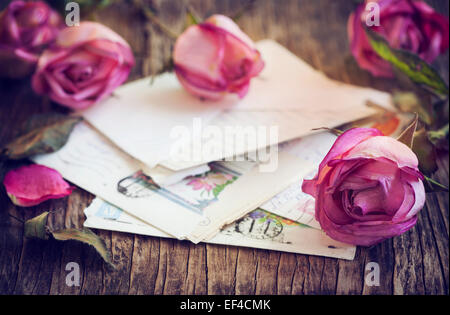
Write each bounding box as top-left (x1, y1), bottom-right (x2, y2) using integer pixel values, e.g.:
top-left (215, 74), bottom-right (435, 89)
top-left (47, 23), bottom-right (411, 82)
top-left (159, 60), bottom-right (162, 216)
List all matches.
top-left (32, 21), bottom-right (135, 109)
top-left (302, 128), bottom-right (426, 246)
top-left (0, 0), bottom-right (63, 78)
top-left (348, 0), bottom-right (449, 77)
top-left (173, 14), bottom-right (265, 100)
top-left (3, 164), bottom-right (73, 207)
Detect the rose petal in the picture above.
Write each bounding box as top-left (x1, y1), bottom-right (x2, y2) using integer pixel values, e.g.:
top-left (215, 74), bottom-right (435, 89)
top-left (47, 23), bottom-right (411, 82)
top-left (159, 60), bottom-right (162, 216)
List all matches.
top-left (175, 71), bottom-right (227, 100)
top-left (345, 136), bottom-right (419, 170)
top-left (3, 164), bottom-right (73, 207)
top-left (205, 14), bottom-right (256, 48)
top-left (392, 174), bottom-right (426, 221)
top-left (318, 128), bottom-right (383, 178)
top-left (174, 24), bottom-right (226, 84)
top-left (56, 21), bottom-right (130, 49)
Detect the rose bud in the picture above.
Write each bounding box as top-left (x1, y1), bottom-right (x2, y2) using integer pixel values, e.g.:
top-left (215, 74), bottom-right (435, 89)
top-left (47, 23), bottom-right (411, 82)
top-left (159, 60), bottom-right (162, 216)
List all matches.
top-left (3, 164), bottom-right (73, 207)
top-left (0, 0), bottom-right (63, 78)
top-left (32, 21), bottom-right (135, 110)
top-left (173, 14), bottom-right (265, 100)
top-left (302, 128), bottom-right (426, 246)
top-left (348, 0), bottom-right (449, 78)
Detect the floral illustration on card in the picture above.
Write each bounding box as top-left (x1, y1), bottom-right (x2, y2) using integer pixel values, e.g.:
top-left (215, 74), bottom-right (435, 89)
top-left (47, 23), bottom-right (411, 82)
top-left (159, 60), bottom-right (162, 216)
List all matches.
top-left (187, 171), bottom-right (237, 198)
top-left (117, 162), bottom-right (241, 214)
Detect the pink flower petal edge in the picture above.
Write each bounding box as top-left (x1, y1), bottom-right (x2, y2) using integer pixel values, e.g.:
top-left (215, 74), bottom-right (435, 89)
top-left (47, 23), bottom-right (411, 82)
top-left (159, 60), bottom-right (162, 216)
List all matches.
top-left (3, 164), bottom-right (73, 207)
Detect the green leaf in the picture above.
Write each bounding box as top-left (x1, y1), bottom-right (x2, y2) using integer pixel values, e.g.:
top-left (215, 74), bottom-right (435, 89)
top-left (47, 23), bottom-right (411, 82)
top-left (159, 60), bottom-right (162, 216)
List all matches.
top-left (397, 114), bottom-right (418, 149)
top-left (424, 175), bottom-right (449, 193)
top-left (366, 29), bottom-right (449, 97)
top-left (51, 228), bottom-right (114, 269)
top-left (1, 115), bottom-right (81, 160)
top-left (24, 212), bottom-right (49, 240)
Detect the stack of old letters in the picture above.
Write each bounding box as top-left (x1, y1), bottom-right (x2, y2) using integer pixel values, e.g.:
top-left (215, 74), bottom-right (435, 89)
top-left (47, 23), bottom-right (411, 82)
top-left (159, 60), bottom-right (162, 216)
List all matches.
top-left (32, 40), bottom-right (408, 260)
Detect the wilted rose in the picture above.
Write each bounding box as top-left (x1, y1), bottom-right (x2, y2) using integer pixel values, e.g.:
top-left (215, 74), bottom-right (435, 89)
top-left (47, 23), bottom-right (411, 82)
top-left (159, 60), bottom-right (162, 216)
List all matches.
top-left (32, 21), bottom-right (135, 110)
top-left (302, 128), bottom-right (426, 246)
top-left (3, 164), bottom-right (73, 207)
top-left (173, 14), bottom-right (265, 100)
top-left (348, 0), bottom-right (449, 77)
top-left (0, 0), bottom-right (63, 78)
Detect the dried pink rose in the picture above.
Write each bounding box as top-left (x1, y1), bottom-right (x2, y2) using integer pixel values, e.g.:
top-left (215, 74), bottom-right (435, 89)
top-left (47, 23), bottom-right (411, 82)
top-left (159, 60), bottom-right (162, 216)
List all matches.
top-left (3, 164), bottom-right (73, 207)
top-left (348, 0), bottom-right (449, 77)
top-left (0, 0), bottom-right (64, 78)
top-left (302, 128), bottom-right (426, 246)
top-left (32, 21), bottom-right (135, 109)
top-left (173, 14), bottom-right (265, 100)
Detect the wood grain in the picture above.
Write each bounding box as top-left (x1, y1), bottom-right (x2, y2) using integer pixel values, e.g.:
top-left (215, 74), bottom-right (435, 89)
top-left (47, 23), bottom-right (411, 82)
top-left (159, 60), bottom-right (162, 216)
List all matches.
top-left (0, 0), bottom-right (448, 295)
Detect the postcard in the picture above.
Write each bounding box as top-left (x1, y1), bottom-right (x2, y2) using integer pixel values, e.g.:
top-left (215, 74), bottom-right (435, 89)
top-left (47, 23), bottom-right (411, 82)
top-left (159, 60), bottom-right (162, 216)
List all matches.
top-left (33, 122), bottom-right (315, 242)
top-left (84, 198), bottom-right (356, 260)
top-left (32, 122), bottom-right (202, 239)
top-left (81, 40), bottom-right (393, 171)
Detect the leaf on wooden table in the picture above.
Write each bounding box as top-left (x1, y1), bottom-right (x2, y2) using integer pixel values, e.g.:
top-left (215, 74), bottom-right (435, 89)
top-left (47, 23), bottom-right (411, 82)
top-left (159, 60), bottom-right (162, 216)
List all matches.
top-left (1, 115), bottom-right (81, 160)
top-left (24, 212), bottom-right (49, 240)
top-left (24, 211), bottom-right (114, 268)
top-left (51, 228), bottom-right (114, 268)
top-left (21, 112), bottom-right (70, 133)
top-left (366, 29), bottom-right (449, 97)
top-left (397, 114), bottom-right (418, 149)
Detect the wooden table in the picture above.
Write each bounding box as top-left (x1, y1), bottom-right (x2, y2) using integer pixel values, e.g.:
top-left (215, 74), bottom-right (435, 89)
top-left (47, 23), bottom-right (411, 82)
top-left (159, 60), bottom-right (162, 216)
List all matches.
top-left (0, 0), bottom-right (448, 295)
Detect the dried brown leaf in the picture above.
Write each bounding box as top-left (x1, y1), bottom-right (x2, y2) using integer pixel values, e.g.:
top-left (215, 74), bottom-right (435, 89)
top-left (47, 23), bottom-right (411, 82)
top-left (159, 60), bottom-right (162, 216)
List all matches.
top-left (1, 115), bottom-right (81, 160)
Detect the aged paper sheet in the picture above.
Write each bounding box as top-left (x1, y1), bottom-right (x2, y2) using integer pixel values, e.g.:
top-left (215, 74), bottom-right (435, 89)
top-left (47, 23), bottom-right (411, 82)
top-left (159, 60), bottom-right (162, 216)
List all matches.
top-left (82, 40), bottom-right (392, 171)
